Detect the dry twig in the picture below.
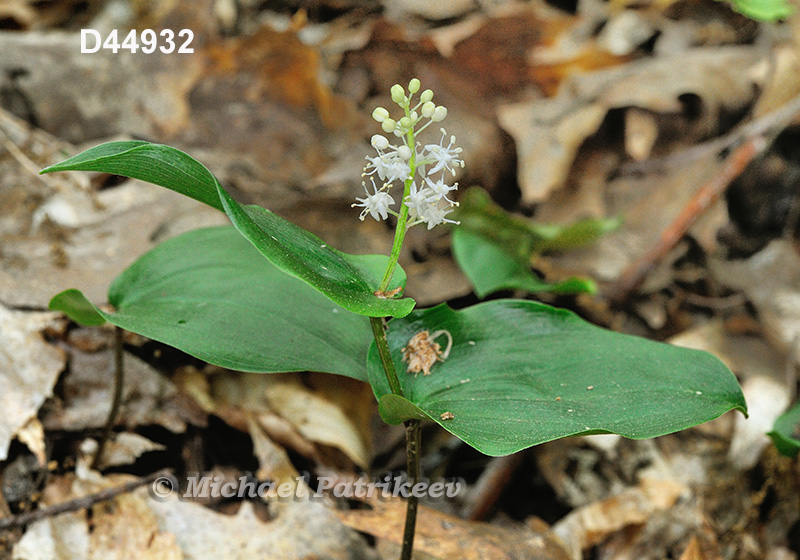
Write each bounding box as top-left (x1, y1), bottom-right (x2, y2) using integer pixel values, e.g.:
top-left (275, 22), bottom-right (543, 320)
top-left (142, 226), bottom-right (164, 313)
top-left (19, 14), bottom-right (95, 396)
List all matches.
top-left (0, 469), bottom-right (171, 531)
top-left (610, 135), bottom-right (769, 302)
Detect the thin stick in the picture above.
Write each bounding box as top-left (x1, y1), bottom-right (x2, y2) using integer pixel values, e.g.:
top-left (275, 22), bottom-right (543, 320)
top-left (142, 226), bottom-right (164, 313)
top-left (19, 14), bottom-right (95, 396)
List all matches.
top-left (620, 89), bottom-right (800, 175)
top-left (400, 419), bottom-right (421, 560)
top-left (462, 453), bottom-right (523, 521)
top-left (0, 469), bottom-right (171, 531)
top-left (0, 119), bottom-right (57, 188)
top-left (91, 327), bottom-right (125, 470)
top-left (610, 136), bottom-right (769, 302)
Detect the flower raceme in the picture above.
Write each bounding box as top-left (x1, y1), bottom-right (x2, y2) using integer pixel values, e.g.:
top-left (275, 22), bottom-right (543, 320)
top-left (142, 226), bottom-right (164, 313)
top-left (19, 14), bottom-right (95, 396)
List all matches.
top-left (353, 79), bottom-right (464, 230)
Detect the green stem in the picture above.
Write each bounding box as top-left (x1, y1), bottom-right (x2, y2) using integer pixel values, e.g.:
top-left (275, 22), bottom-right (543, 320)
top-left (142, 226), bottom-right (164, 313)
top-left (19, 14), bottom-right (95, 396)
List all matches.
top-left (379, 104), bottom-right (417, 293)
top-left (400, 419), bottom-right (421, 560)
top-left (370, 316), bottom-right (403, 396)
top-left (373, 95), bottom-right (424, 560)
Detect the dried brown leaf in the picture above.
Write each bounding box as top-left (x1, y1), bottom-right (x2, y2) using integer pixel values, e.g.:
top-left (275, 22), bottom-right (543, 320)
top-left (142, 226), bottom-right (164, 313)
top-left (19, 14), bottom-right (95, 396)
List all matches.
top-left (501, 47), bottom-right (762, 204)
top-left (15, 418), bottom-right (46, 466)
top-left (190, 371), bottom-right (372, 469)
top-left (552, 477), bottom-right (687, 559)
top-left (204, 24), bottom-right (346, 127)
top-left (0, 304), bottom-right (65, 461)
top-left (12, 473), bottom-right (182, 560)
top-left (14, 471), bottom-right (373, 560)
top-left (149, 494), bottom-right (374, 560)
top-left (94, 433), bottom-right (166, 470)
top-left (338, 497), bottom-right (571, 560)
top-left (42, 343), bottom-right (197, 434)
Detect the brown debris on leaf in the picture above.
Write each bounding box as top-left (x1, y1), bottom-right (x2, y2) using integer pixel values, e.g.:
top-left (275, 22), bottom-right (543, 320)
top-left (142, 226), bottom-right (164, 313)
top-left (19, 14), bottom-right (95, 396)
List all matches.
top-left (401, 329), bottom-right (452, 376)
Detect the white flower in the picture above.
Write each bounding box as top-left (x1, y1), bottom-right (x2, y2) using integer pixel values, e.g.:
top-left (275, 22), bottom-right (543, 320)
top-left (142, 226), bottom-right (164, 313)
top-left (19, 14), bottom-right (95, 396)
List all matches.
top-left (364, 152), bottom-right (411, 184)
top-left (420, 204), bottom-right (458, 230)
top-left (352, 180), bottom-right (395, 221)
top-left (404, 182), bottom-right (437, 219)
top-left (423, 129), bottom-right (464, 176)
top-left (424, 176), bottom-right (458, 205)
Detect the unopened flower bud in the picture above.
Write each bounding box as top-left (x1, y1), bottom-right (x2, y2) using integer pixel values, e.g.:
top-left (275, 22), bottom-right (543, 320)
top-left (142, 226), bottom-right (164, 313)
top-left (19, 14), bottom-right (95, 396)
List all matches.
top-left (381, 118), bottom-right (397, 133)
top-left (410, 111), bottom-right (419, 122)
top-left (420, 89), bottom-right (434, 103)
top-left (397, 145), bottom-right (412, 160)
top-left (399, 116), bottom-right (413, 129)
top-left (371, 134), bottom-right (389, 150)
top-left (372, 107), bottom-right (390, 123)
top-left (391, 84), bottom-right (405, 104)
top-left (408, 78), bottom-right (421, 94)
top-left (421, 101), bottom-right (436, 118)
top-left (431, 106), bottom-right (448, 122)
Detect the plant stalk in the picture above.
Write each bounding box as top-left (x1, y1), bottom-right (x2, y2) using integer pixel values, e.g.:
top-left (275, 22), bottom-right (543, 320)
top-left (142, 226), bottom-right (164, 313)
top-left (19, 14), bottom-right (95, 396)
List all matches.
top-left (370, 316), bottom-right (403, 396)
top-left (400, 419), bottom-right (421, 560)
top-left (379, 102), bottom-right (417, 293)
top-left (91, 326), bottom-right (125, 470)
top-left (375, 93), bottom-right (424, 560)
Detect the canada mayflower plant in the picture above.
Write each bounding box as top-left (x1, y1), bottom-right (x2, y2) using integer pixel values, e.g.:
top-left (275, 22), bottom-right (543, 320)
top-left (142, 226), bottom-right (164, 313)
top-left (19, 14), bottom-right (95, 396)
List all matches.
top-left (42, 79), bottom-right (746, 560)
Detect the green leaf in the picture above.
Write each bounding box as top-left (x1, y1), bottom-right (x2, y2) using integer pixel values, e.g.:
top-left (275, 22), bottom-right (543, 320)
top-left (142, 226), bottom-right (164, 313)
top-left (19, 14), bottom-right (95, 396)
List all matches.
top-left (367, 301), bottom-right (747, 456)
top-left (378, 394), bottom-right (428, 423)
top-left (49, 289), bottom-right (106, 326)
top-left (42, 142), bottom-right (414, 318)
top-left (768, 401), bottom-right (800, 458)
top-left (52, 226), bottom-right (374, 381)
top-left (41, 141), bottom-right (225, 212)
top-left (454, 187), bottom-right (620, 255)
top-left (722, 0), bottom-right (791, 20)
top-left (452, 188), bottom-right (617, 297)
top-left (452, 229), bottom-right (596, 297)
top-left (531, 216), bottom-right (623, 253)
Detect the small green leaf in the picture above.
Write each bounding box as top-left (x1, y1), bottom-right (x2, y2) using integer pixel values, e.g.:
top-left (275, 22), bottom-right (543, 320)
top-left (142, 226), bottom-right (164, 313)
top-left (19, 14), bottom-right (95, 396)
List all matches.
top-left (42, 142), bottom-right (414, 318)
top-left (768, 401), bottom-right (800, 457)
top-left (52, 226), bottom-right (375, 381)
top-left (452, 188), bottom-right (616, 297)
top-left (454, 187), bottom-right (620, 254)
top-left (722, 0), bottom-right (791, 21)
top-left (367, 301), bottom-right (747, 456)
top-left (378, 394), bottom-right (428, 424)
top-left (452, 229), bottom-right (596, 297)
top-left (531, 216), bottom-right (622, 253)
top-left (49, 289), bottom-right (106, 326)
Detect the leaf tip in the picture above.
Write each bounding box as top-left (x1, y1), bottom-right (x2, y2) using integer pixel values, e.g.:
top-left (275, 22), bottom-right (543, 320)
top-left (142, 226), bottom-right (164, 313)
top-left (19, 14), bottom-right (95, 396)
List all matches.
top-left (49, 289), bottom-right (106, 326)
top-left (390, 297), bottom-right (417, 318)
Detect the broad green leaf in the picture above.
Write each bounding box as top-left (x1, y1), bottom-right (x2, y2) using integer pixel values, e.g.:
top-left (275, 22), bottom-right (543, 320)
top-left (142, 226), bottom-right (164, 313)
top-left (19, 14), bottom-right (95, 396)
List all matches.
top-left (368, 301), bottom-right (747, 456)
top-left (723, 0), bottom-right (791, 20)
top-left (49, 289), bottom-right (106, 326)
top-left (452, 229), bottom-right (595, 297)
top-left (42, 142), bottom-right (414, 318)
top-left (51, 226), bottom-right (374, 381)
top-left (768, 401), bottom-right (800, 458)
